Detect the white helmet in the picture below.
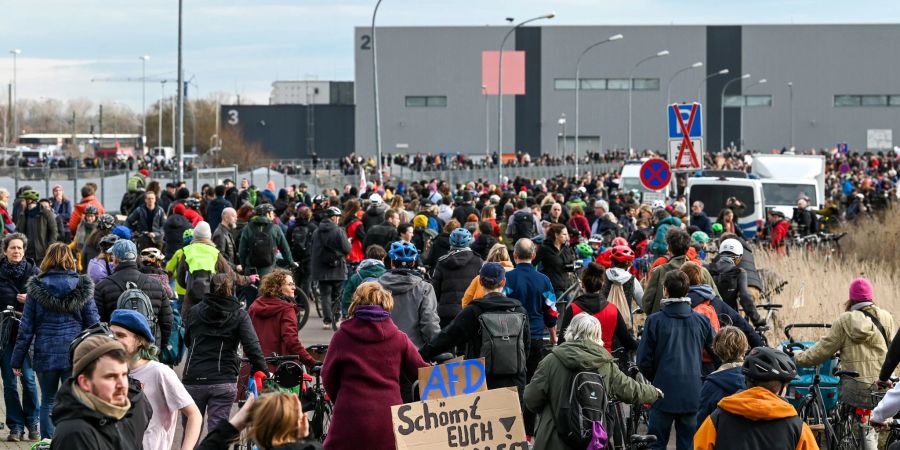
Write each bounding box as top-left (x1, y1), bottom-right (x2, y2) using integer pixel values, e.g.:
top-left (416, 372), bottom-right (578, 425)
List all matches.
top-left (718, 238), bottom-right (744, 256)
top-left (651, 200), bottom-right (666, 209)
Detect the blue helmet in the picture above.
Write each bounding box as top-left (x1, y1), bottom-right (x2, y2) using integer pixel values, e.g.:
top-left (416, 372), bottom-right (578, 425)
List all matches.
top-left (389, 241), bottom-right (419, 262)
top-left (449, 228), bottom-right (472, 248)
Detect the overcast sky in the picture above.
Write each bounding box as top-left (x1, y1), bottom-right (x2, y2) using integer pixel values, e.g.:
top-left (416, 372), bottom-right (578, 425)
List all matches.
top-left (1, 0), bottom-right (896, 111)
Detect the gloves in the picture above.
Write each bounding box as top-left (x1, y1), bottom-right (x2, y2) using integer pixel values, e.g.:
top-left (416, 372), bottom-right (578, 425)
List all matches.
top-left (248, 274), bottom-right (260, 283)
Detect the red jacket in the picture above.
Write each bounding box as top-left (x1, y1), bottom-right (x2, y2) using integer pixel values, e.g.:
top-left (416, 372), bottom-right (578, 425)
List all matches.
top-left (247, 295), bottom-right (317, 369)
top-left (770, 219), bottom-right (790, 250)
top-left (69, 196), bottom-right (105, 234)
top-left (322, 314), bottom-right (427, 450)
top-left (346, 219), bottom-right (365, 262)
top-left (567, 215), bottom-right (592, 245)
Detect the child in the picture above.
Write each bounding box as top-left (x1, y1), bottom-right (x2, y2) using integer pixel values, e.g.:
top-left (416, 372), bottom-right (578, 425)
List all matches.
top-left (697, 326), bottom-right (748, 423)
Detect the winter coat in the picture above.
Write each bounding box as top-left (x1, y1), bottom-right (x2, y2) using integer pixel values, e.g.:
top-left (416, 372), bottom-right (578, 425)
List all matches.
top-left (51, 198), bottom-right (73, 227)
top-left (0, 258), bottom-right (39, 346)
top-left (461, 260), bottom-right (514, 307)
top-left (248, 295), bottom-right (317, 369)
top-left (421, 293), bottom-right (530, 389)
top-left (377, 268), bottom-right (440, 349)
top-left (524, 340), bottom-right (660, 450)
top-left (636, 298), bottom-right (715, 414)
top-left (238, 216), bottom-right (295, 271)
top-left (212, 223), bottom-right (237, 266)
top-left (341, 259), bottom-right (386, 313)
top-left (11, 270), bottom-right (99, 372)
top-left (204, 196), bottom-right (232, 232)
top-left (50, 378), bottom-right (151, 450)
top-left (795, 303), bottom-right (894, 383)
top-left (431, 248), bottom-right (483, 327)
top-left (451, 204), bottom-right (479, 226)
top-left (648, 216), bottom-right (682, 257)
top-left (93, 261), bottom-right (173, 345)
top-left (321, 313), bottom-right (427, 450)
top-left (197, 421), bottom-right (323, 450)
top-left (691, 211), bottom-right (714, 235)
top-left (694, 387), bottom-right (819, 450)
top-left (566, 215), bottom-right (591, 244)
top-left (87, 258), bottom-right (115, 285)
top-left (345, 218), bottom-right (366, 263)
top-left (69, 196), bottom-right (105, 234)
top-left (15, 206), bottom-right (58, 262)
top-left (423, 233), bottom-right (451, 269)
top-left (309, 219), bottom-right (351, 282)
top-left (534, 242), bottom-right (576, 294)
top-left (361, 203), bottom-right (388, 232)
top-left (162, 209), bottom-right (192, 259)
top-left (362, 223), bottom-right (399, 253)
top-left (125, 204), bottom-right (166, 236)
top-left (643, 255), bottom-right (719, 315)
top-left (182, 292), bottom-right (268, 385)
top-left (557, 292), bottom-right (636, 352)
top-left (697, 363), bottom-right (745, 423)
top-left (470, 233), bottom-right (498, 260)
top-left (688, 284), bottom-right (765, 348)
top-left (707, 256), bottom-right (763, 325)
top-left (503, 263), bottom-right (558, 340)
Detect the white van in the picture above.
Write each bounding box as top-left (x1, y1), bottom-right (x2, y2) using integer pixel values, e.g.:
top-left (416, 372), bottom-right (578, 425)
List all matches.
top-left (150, 146), bottom-right (175, 162)
top-left (686, 176), bottom-right (766, 240)
top-left (619, 159), bottom-right (664, 204)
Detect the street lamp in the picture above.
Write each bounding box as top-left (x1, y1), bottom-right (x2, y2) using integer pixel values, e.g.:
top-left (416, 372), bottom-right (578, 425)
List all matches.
top-left (627, 50), bottom-right (669, 152)
top-left (371, 0), bottom-right (385, 185)
top-left (666, 61), bottom-right (703, 106)
top-left (740, 78), bottom-right (767, 151)
top-left (788, 82), bottom-right (794, 150)
top-left (574, 33), bottom-right (623, 178)
top-left (720, 73), bottom-right (751, 152)
top-left (497, 12), bottom-right (556, 185)
top-left (697, 68), bottom-right (729, 105)
top-left (10, 49), bottom-right (20, 145)
top-left (558, 114), bottom-right (567, 163)
top-left (140, 55), bottom-right (150, 152)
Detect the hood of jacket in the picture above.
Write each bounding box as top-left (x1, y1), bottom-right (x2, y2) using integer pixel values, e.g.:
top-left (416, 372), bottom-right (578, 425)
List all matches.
top-left (379, 269), bottom-right (425, 296)
top-left (317, 218), bottom-right (338, 232)
top-left (338, 315), bottom-right (398, 344)
top-left (843, 306), bottom-right (880, 343)
top-left (251, 215), bottom-right (274, 226)
top-left (605, 267), bottom-right (632, 285)
top-left (709, 255), bottom-right (737, 273)
top-left (436, 247), bottom-right (479, 269)
top-left (358, 258), bottom-right (385, 273)
top-left (688, 284), bottom-right (716, 307)
top-left (717, 386), bottom-right (798, 420)
top-left (552, 339), bottom-right (613, 372)
top-left (27, 270), bottom-right (94, 314)
top-left (706, 366), bottom-right (746, 395)
top-left (197, 293), bottom-right (243, 327)
top-left (661, 298), bottom-right (692, 318)
top-left (366, 203), bottom-right (388, 218)
top-left (658, 216), bottom-right (682, 228)
top-left (249, 295), bottom-right (296, 319)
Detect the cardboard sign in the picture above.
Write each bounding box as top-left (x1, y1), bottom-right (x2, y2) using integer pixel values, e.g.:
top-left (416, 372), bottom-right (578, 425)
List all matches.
top-left (392, 388), bottom-right (527, 450)
top-left (418, 358), bottom-right (487, 400)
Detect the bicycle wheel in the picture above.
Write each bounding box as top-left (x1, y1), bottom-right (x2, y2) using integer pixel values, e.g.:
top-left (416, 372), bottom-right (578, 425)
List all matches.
top-left (832, 406), bottom-right (860, 450)
top-left (310, 397), bottom-right (334, 441)
top-left (294, 288), bottom-right (311, 331)
top-left (607, 401), bottom-right (628, 450)
top-left (309, 282), bottom-right (322, 318)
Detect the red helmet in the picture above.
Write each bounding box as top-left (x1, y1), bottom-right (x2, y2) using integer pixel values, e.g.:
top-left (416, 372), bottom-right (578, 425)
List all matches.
top-left (611, 237), bottom-right (628, 247)
top-left (610, 245), bottom-right (635, 263)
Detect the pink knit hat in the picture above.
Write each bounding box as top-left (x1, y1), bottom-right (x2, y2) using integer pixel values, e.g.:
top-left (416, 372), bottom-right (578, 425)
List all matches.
top-left (849, 277), bottom-right (874, 302)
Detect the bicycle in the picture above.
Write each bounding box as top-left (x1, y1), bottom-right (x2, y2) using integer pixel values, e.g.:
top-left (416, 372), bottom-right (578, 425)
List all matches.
top-left (234, 354), bottom-right (304, 450)
top-left (304, 344), bottom-right (333, 441)
top-left (831, 373), bottom-right (886, 450)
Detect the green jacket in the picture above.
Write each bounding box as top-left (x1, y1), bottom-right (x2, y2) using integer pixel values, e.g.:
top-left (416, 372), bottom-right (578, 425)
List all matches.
top-left (643, 255), bottom-right (719, 315)
top-left (795, 304), bottom-right (894, 383)
top-left (238, 216), bottom-right (294, 272)
top-left (524, 340), bottom-right (659, 450)
top-left (340, 259), bottom-right (386, 311)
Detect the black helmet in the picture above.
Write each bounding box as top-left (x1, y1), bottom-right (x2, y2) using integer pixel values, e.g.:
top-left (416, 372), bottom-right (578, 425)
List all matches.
top-left (99, 234), bottom-right (120, 252)
top-left (96, 214), bottom-right (116, 230)
top-left (255, 203), bottom-right (275, 216)
top-left (185, 198), bottom-right (201, 209)
top-left (84, 205), bottom-right (99, 215)
top-left (312, 194), bottom-right (328, 206)
top-left (742, 347), bottom-right (798, 382)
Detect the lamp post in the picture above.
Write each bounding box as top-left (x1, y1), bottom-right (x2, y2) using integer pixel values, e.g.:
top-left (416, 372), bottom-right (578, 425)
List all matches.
top-left (666, 61), bottom-right (703, 106)
top-left (371, 0), bottom-right (385, 185)
top-left (627, 50), bottom-right (669, 152)
top-left (697, 68), bottom-right (729, 105)
top-left (558, 114), bottom-right (567, 163)
top-left (482, 85), bottom-right (489, 163)
top-left (574, 33), bottom-right (622, 178)
top-left (140, 55), bottom-right (150, 152)
top-left (720, 73), bottom-right (751, 152)
top-left (740, 78), bottom-right (766, 151)
top-left (10, 49), bottom-right (20, 145)
top-left (176, 0), bottom-right (184, 184)
top-left (788, 81), bottom-right (794, 150)
top-left (497, 12), bottom-right (556, 185)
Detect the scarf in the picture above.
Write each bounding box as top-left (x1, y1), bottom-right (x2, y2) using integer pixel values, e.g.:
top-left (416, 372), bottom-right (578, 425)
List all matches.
top-left (353, 305), bottom-right (390, 322)
top-left (72, 385), bottom-right (131, 420)
top-left (0, 258), bottom-right (27, 281)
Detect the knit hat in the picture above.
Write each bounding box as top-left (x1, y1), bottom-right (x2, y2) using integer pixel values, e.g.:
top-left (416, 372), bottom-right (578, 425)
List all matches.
top-left (110, 239), bottom-right (138, 262)
top-left (369, 193), bottom-right (383, 204)
top-left (111, 225), bottom-right (132, 241)
top-left (72, 335), bottom-right (126, 376)
top-left (110, 310), bottom-right (155, 344)
top-left (138, 168), bottom-right (150, 177)
top-left (266, 180), bottom-right (276, 191)
top-left (849, 277), bottom-right (874, 303)
top-left (413, 215), bottom-right (429, 229)
top-left (480, 262), bottom-right (506, 288)
top-left (194, 221), bottom-right (212, 240)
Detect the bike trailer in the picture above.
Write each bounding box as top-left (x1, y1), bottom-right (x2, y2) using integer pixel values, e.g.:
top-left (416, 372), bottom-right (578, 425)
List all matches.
top-left (783, 341), bottom-right (840, 413)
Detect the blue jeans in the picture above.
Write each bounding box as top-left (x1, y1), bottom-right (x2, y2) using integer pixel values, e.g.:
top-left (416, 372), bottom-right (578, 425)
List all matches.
top-left (0, 345), bottom-right (39, 433)
top-left (184, 383), bottom-right (238, 433)
top-left (37, 369), bottom-right (70, 439)
top-left (647, 406), bottom-right (696, 450)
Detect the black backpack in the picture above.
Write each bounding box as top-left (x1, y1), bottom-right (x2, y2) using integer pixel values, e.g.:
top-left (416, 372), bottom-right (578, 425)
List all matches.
top-left (291, 224), bottom-right (313, 260)
top-left (555, 361), bottom-right (611, 448)
top-left (248, 222), bottom-right (276, 268)
top-left (711, 264), bottom-right (742, 307)
top-left (509, 210), bottom-right (537, 242)
top-left (111, 278), bottom-right (160, 341)
top-left (476, 306), bottom-right (527, 376)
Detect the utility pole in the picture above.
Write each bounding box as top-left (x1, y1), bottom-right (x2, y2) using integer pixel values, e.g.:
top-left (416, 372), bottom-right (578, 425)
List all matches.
top-left (176, 0), bottom-right (185, 182)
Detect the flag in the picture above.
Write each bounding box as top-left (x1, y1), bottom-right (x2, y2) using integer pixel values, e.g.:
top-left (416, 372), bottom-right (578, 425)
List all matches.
top-left (360, 168), bottom-right (367, 193)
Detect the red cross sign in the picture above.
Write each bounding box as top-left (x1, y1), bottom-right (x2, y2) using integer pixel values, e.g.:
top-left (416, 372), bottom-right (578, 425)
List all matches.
top-left (672, 103), bottom-right (700, 168)
top-left (640, 158), bottom-right (672, 191)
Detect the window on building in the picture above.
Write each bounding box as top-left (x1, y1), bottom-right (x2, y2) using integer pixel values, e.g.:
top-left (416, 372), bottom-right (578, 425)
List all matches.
top-left (554, 79), bottom-right (576, 90)
top-left (745, 95), bottom-right (773, 107)
top-left (891, 96), bottom-right (900, 106)
top-left (834, 95), bottom-right (860, 107)
top-left (723, 95), bottom-right (744, 107)
top-left (861, 95), bottom-right (889, 106)
top-left (554, 77), bottom-right (659, 91)
top-left (633, 78), bottom-right (660, 90)
top-left (581, 79), bottom-right (606, 90)
top-left (405, 96), bottom-right (447, 107)
top-left (834, 95), bottom-right (900, 107)
top-left (607, 79), bottom-right (630, 90)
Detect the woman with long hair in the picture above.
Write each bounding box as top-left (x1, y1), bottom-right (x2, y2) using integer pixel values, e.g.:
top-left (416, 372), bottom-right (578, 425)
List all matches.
top-left (197, 392), bottom-right (323, 450)
top-left (248, 269), bottom-right (317, 370)
top-left (557, 262), bottom-right (636, 353)
top-left (341, 199), bottom-right (365, 265)
top-left (10, 243), bottom-right (99, 439)
top-left (535, 223), bottom-right (576, 298)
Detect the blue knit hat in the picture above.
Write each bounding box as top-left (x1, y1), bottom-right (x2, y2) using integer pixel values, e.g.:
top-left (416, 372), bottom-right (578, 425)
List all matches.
top-left (110, 239), bottom-right (138, 262)
top-left (110, 309), bottom-right (155, 344)
top-left (112, 225), bottom-right (132, 241)
top-left (449, 228), bottom-right (472, 248)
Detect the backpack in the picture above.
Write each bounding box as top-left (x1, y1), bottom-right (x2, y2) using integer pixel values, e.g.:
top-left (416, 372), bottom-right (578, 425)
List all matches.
top-left (694, 299), bottom-right (720, 363)
top-left (114, 279), bottom-right (160, 340)
top-left (477, 307), bottom-right (527, 376)
top-left (291, 224), bottom-right (313, 260)
top-left (159, 299), bottom-right (185, 366)
top-left (606, 283), bottom-right (632, 331)
top-left (711, 264), bottom-right (742, 308)
top-left (508, 210), bottom-right (537, 241)
top-left (248, 222), bottom-right (276, 268)
top-left (556, 361), bottom-right (611, 448)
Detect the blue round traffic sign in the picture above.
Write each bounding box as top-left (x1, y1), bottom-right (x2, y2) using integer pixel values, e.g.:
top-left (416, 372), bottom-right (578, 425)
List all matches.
top-left (640, 159), bottom-right (672, 191)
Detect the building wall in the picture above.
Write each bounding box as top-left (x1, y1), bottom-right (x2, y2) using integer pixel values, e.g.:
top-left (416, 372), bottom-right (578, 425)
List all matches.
top-left (219, 104), bottom-right (354, 159)
top-left (355, 24), bottom-right (900, 156)
top-left (270, 81), bottom-right (333, 105)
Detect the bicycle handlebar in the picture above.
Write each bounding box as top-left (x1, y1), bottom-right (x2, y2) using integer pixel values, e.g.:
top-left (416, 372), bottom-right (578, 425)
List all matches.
top-left (784, 323), bottom-right (832, 342)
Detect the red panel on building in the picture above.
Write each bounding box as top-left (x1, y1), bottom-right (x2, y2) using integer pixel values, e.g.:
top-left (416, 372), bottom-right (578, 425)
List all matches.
top-left (482, 51), bottom-right (525, 95)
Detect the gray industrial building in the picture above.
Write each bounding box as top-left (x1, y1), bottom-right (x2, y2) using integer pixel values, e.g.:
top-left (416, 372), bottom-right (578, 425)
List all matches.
top-left (354, 24), bottom-right (900, 157)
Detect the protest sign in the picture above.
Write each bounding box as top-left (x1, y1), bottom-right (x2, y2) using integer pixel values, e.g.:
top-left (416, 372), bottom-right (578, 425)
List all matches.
top-left (418, 358), bottom-right (486, 400)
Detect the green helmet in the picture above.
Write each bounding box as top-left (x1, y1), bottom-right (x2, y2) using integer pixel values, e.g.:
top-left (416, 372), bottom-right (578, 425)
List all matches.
top-left (691, 231), bottom-right (710, 243)
top-left (575, 242), bottom-right (594, 259)
top-left (711, 223), bottom-right (724, 233)
top-left (182, 228), bottom-right (194, 244)
top-left (21, 190), bottom-right (40, 202)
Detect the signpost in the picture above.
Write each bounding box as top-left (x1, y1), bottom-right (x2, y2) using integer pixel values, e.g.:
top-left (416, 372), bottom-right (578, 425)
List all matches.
top-left (667, 103), bottom-right (704, 170)
top-left (639, 158), bottom-right (672, 191)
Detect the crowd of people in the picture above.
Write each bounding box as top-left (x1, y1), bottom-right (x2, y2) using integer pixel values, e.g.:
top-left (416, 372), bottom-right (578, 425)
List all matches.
top-left (0, 147), bottom-right (895, 449)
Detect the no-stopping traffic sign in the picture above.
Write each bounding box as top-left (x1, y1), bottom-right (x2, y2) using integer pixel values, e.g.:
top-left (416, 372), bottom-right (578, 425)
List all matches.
top-left (640, 158), bottom-right (672, 191)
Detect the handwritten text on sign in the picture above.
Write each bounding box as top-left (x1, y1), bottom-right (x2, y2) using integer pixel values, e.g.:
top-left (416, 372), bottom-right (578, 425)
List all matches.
top-left (419, 358), bottom-right (486, 400)
top-left (393, 388), bottom-right (527, 450)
